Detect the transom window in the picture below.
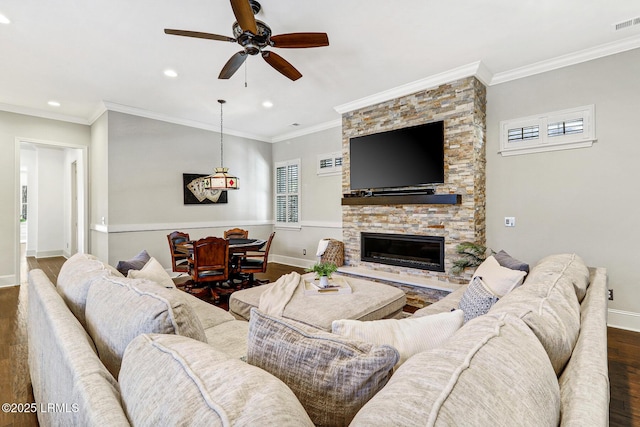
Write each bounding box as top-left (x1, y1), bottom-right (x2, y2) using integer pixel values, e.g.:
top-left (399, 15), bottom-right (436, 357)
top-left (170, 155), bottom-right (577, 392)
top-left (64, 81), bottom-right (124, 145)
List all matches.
top-left (317, 151), bottom-right (343, 176)
top-left (500, 105), bottom-right (595, 156)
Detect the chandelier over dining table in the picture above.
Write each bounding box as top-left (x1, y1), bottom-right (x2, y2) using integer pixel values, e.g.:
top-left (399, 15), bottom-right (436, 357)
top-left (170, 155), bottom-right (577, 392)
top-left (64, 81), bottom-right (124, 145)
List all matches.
top-left (203, 99), bottom-right (239, 190)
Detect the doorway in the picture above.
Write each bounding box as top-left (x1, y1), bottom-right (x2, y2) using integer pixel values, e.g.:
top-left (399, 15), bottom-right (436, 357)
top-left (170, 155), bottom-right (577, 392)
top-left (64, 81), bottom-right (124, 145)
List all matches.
top-left (16, 139), bottom-right (87, 285)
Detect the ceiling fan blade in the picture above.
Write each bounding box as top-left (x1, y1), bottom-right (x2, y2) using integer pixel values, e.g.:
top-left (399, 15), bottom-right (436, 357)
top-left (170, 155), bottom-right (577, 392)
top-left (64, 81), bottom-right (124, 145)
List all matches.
top-left (164, 29), bottom-right (236, 43)
top-left (218, 51), bottom-right (249, 79)
top-left (230, 0), bottom-right (258, 35)
top-left (270, 33), bottom-right (329, 48)
top-left (262, 51), bottom-right (302, 81)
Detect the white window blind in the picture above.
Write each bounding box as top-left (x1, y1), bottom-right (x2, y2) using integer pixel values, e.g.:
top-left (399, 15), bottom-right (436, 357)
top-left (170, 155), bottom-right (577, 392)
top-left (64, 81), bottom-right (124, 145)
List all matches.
top-left (275, 160), bottom-right (300, 225)
top-left (500, 105), bottom-right (595, 156)
top-left (317, 151), bottom-right (343, 176)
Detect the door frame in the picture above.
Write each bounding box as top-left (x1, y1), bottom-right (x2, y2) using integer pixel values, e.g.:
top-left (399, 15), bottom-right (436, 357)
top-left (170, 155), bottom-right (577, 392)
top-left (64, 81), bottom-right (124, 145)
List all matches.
top-left (70, 160), bottom-right (79, 256)
top-left (14, 137), bottom-right (89, 285)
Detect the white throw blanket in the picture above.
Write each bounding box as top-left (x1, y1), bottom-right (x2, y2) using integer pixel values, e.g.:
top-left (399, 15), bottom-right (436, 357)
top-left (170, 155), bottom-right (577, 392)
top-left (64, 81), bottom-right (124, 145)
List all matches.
top-left (258, 272), bottom-right (302, 317)
top-left (316, 239), bottom-right (330, 257)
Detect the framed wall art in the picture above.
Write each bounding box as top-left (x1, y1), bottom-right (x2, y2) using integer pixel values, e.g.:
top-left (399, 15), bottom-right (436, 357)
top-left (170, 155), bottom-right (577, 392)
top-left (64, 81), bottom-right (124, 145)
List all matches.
top-left (183, 173), bottom-right (228, 205)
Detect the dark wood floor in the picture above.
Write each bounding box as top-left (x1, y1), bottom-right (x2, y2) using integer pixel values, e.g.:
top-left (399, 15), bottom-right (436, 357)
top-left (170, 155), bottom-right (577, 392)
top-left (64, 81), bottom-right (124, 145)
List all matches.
top-left (2, 256), bottom-right (639, 426)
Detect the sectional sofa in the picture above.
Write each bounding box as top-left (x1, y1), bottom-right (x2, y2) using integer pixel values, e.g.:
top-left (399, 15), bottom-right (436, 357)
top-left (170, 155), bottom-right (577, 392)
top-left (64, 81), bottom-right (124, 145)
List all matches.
top-left (27, 252), bottom-right (608, 426)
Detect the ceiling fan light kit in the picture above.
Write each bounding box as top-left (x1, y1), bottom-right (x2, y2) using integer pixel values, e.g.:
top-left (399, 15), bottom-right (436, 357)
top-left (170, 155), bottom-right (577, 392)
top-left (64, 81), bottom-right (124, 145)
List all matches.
top-left (164, 0), bottom-right (329, 81)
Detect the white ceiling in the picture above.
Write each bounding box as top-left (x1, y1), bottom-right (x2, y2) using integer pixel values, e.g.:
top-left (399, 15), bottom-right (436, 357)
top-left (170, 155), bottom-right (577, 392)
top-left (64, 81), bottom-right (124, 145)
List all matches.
top-left (1, 1), bottom-right (639, 142)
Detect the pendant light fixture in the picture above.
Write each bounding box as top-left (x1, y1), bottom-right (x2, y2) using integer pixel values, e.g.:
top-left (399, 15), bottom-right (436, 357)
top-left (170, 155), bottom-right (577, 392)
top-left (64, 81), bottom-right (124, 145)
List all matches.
top-left (203, 99), bottom-right (239, 190)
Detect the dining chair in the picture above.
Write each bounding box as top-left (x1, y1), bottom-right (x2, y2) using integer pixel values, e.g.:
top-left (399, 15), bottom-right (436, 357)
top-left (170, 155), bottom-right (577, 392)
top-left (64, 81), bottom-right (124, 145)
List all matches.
top-left (187, 236), bottom-right (230, 302)
top-left (238, 232), bottom-right (275, 287)
top-left (167, 231), bottom-right (190, 273)
top-left (224, 228), bottom-right (249, 239)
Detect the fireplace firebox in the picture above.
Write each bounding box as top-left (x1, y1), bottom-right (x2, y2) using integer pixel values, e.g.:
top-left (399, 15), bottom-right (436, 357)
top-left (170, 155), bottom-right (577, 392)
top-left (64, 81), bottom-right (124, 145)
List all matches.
top-left (361, 233), bottom-right (445, 272)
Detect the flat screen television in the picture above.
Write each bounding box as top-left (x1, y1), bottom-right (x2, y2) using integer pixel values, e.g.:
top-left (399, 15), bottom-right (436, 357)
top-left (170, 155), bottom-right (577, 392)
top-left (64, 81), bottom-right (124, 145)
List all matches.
top-left (349, 121), bottom-right (444, 191)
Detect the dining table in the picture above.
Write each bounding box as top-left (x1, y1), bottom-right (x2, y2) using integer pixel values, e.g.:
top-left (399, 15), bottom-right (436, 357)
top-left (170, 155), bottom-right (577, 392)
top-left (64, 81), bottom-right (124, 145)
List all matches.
top-left (175, 238), bottom-right (267, 257)
top-left (175, 237), bottom-right (267, 287)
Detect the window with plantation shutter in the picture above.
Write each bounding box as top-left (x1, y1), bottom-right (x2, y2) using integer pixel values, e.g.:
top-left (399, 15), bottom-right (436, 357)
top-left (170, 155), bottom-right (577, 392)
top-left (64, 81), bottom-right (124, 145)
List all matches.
top-left (317, 151), bottom-right (343, 176)
top-left (500, 105), bottom-right (595, 156)
top-left (275, 159), bottom-right (300, 226)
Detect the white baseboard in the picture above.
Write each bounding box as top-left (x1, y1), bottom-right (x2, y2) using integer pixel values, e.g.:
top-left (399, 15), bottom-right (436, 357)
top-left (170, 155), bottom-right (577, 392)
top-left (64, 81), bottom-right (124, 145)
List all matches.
top-left (270, 255), bottom-right (315, 270)
top-left (0, 274), bottom-right (17, 287)
top-left (608, 308), bottom-right (640, 332)
top-left (34, 250), bottom-right (65, 259)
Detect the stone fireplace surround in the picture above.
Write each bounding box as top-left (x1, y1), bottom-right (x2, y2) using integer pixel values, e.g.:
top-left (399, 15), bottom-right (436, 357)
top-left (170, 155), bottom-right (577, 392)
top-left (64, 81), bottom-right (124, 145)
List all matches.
top-left (340, 76), bottom-right (487, 300)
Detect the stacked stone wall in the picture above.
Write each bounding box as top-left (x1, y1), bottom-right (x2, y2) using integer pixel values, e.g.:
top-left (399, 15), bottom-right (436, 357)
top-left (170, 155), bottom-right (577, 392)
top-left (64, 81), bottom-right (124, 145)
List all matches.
top-left (341, 77), bottom-right (486, 284)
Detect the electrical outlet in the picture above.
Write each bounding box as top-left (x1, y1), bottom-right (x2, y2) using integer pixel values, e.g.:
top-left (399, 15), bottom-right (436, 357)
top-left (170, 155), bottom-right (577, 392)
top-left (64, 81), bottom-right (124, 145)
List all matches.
top-left (505, 217), bottom-right (516, 227)
top-left (303, 249), bottom-right (306, 256)
top-left (608, 289), bottom-right (614, 301)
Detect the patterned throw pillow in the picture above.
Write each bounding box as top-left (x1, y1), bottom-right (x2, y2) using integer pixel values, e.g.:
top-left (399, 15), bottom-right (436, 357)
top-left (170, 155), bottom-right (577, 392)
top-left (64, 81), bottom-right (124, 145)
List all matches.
top-left (459, 277), bottom-right (499, 323)
top-left (247, 308), bottom-right (398, 426)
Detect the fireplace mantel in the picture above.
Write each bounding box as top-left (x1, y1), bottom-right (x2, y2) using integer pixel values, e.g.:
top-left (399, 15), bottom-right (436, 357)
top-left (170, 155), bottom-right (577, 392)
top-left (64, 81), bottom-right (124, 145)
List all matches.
top-left (341, 193), bottom-right (461, 206)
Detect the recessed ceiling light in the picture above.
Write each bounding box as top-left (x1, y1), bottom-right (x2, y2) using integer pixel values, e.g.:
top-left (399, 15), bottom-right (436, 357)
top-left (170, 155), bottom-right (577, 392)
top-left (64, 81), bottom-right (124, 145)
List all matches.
top-left (164, 69), bottom-right (178, 78)
top-left (0, 14), bottom-right (10, 25)
top-left (262, 101), bottom-right (274, 108)
top-left (48, 101), bottom-right (61, 107)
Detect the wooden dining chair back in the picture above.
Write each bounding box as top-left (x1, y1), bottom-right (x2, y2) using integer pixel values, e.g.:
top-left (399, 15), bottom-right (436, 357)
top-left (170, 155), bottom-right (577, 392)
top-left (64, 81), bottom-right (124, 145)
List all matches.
top-left (190, 237), bottom-right (230, 286)
top-left (239, 232), bottom-right (275, 286)
top-left (167, 231), bottom-right (190, 273)
top-left (224, 228), bottom-right (249, 239)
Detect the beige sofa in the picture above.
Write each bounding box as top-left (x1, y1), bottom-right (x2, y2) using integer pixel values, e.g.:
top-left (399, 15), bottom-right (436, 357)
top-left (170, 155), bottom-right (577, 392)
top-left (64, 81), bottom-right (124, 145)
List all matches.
top-left (27, 252), bottom-right (609, 426)
top-left (350, 253), bottom-right (610, 426)
top-left (28, 253), bottom-right (314, 426)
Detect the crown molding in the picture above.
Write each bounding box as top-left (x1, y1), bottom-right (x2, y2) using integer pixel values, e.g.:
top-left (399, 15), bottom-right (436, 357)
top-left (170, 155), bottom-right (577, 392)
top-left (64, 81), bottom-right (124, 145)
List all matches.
top-left (5, 37), bottom-right (640, 141)
top-left (490, 34), bottom-right (640, 85)
top-left (88, 102), bottom-right (108, 124)
top-left (334, 61), bottom-right (487, 115)
top-left (100, 101), bottom-right (272, 143)
top-left (271, 119), bottom-right (342, 143)
top-left (0, 102), bottom-right (89, 125)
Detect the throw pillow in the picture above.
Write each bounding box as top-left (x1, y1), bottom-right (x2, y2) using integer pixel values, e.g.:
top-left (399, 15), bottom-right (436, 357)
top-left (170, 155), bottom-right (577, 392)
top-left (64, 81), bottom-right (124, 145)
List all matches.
top-left (85, 276), bottom-right (206, 378)
top-left (116, 249), bottom-right (151, 276)
top-left (494, 249), bottom-right (530, 273)
top-left (331, 309), bottom-right (464, 367)
top-left (120, 334), bottom-right (314, 427)
top-left (128, 257), bottom-right (176, 289)
top-left (350, 314), bottom-right (561, 426)
top-left (247, 308), bottom-right (398, 427)
top-left (56, 253), bottom-right (114, 327)
top-left (473, 255), bottom-right (527, 297)
top-left (459, 276), bottom-right (499, 323)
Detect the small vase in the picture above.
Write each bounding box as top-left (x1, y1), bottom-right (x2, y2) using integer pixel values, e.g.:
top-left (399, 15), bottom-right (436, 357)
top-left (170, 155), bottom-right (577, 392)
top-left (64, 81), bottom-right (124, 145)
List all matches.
top-left (319, 276), bottom-right (330, 289)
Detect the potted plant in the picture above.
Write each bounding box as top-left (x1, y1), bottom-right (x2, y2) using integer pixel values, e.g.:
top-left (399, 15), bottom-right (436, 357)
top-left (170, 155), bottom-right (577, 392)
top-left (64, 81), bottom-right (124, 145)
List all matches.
top-left (306, 262), bottom-right (338, 288)
top-left (451, 242), bottom-right (492, 275)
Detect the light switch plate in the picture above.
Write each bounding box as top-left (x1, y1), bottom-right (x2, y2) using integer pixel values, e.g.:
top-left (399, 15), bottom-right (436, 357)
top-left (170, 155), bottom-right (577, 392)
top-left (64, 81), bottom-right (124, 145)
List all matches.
top-left (505, 217), bottom-right (515, 227)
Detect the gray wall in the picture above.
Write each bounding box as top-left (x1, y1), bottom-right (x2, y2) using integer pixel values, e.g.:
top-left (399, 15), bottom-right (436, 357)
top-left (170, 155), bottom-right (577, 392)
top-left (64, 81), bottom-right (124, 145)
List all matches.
top-left (90, 112), bottom-right (109, 261)
top-left (271, 126), bottom-right (343, 267)
top-left (486, 47), bottom-right (640, 329)
top-left (94, 111), bottom-right (274, 268)
top-left (0, 111), bottom-right (90, 286)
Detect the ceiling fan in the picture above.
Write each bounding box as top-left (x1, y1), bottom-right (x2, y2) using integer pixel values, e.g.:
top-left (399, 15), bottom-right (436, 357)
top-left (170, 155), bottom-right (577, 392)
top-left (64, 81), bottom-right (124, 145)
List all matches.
top-left (164, 0), bottom-right (329, 81)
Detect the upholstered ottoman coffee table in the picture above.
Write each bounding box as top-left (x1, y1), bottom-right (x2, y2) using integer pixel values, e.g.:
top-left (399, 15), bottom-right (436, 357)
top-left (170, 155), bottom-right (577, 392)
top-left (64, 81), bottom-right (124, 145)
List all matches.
top-left (228, 273), bottom-right (406, 331)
